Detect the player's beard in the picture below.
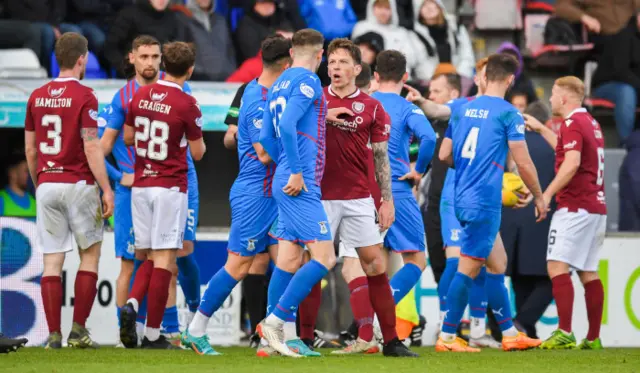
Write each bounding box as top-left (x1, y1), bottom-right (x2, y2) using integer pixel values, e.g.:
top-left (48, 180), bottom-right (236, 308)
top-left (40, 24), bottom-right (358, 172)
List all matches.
top-left (140, 68), bottom-right (158, 82)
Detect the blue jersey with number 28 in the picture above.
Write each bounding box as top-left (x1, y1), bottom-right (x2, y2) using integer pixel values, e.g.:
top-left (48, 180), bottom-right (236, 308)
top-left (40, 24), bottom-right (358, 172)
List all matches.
top-left (447, 95), bottom-right (525, 213)
top-left (260, 67), bottom-right (327, 187)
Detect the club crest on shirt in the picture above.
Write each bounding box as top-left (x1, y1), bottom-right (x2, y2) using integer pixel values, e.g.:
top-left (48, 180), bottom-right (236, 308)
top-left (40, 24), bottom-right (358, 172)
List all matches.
top-left (247, 239), bottom-right (256, 252)
top-left (352, 102), bottom-right (365, 114)
top-left (318, 221), bottom-right (328, 235)
top-left (450, 229), bottom-right (460, 242)
top-left (150, 89), bottom-right (167, 102)
top-left (48, 86), bottom-right (66, 98)
top-left (300, 83), bottom-right (315, 98)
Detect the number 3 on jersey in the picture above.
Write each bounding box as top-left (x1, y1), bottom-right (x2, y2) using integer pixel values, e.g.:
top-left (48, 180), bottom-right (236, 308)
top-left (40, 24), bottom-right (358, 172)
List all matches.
top-left (462, 127), bottom-right (479, 163)
top-left (134, 116), bottom-right (169, 160)
top-left (269, 97), bottom-right (286, 138)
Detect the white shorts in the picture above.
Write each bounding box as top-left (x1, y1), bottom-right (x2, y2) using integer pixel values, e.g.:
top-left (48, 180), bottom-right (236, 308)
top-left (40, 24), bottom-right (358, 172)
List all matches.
top-left (547, 207), bottom-right (607, 272)
top-left (131, 187), bottom-right (188, 250)
top-left (322, 197), bottom-right (382, 259)
top-left (35, 182), bottom-right (103, 254)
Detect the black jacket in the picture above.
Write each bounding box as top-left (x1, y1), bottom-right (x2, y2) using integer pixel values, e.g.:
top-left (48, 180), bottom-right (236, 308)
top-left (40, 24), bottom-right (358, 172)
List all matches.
top-left (5, 0), bottom-right (67, 25)
top-left (66, 0), bottom-right (114, 24)
top-left (592, 21), bottom-right (640, 93)
top-left (105, 1), bottom-right (186, 77)
top-left (234, 0), bottom-right (291, 63)
top-left (619, 131), bottom-right (640, 231)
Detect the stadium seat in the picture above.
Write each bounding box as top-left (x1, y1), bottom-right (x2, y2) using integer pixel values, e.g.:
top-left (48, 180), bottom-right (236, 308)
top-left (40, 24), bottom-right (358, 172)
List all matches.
top-left (50, 51), bottom-right (107, 79)
top-left (0, 49), bottom-right (47, 79)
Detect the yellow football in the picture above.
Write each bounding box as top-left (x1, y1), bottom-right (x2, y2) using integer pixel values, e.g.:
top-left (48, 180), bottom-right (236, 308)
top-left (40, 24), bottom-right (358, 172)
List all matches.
top-left (502, 172), bottom-right (525, 207)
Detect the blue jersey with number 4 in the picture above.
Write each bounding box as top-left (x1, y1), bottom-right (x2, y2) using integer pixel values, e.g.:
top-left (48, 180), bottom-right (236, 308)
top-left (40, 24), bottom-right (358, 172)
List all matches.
top-left (260, 67), bottom-right (327, 188)
top-left (447, 95), bottom-right (525, 213)
top-left (441, 97), bottom-right (475, 203)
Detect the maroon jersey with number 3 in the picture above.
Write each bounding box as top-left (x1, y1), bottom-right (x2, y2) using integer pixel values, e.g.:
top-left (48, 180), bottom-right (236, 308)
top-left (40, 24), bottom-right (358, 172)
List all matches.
top-left (125, 80), bottom-right (203, 193)
top-left (554, 108), bottom-right (607, 214)
top-left (25, 77), bottom-right (98, 186)
top-left (321, 85), bottom-right (390, 201)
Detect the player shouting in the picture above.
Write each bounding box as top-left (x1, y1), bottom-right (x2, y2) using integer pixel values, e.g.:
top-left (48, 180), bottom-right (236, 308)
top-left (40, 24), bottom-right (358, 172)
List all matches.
top-left (369, 51), bottom-right (437, 324)
top-left (179, 35), bottom-right (295, 356)
top-left (25, 32), bottom-right (114, 349)
top-left (437, 53), bottom-right (545, 352)
top-left (318, 39), bottom-right (416, 357)
top-left (524, 77), bottom-right (606, 350)
top-left (100, 35), bottom-right (202, 345)
top-left (256, 29), bottom-right (334, 358)
top-left (119, 42), bottom-right (206, 349)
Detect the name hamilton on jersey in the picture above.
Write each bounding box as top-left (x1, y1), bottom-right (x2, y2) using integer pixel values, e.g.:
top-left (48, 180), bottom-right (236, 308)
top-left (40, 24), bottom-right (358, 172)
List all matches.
top-left (35, 97), bottom-right (73, 108)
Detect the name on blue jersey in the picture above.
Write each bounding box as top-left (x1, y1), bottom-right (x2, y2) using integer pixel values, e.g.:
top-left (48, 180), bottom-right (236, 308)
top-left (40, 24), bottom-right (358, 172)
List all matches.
top-left (272, 80), bottom-right (291, 92)
top-left (464, 108), bottom-right (490, 119)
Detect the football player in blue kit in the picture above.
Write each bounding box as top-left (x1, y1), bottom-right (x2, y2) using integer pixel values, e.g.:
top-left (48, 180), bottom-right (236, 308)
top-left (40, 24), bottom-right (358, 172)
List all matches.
top-left (179, 35), bottom-right (301, 356)
top-left (370, 50), bottom-right (437, 315)
top-left (435, 53), bottom-right (546, 352)
top-left (99, 35), bottom-right (201, 346)
top-left (256, 29), bottom-right (336, 358)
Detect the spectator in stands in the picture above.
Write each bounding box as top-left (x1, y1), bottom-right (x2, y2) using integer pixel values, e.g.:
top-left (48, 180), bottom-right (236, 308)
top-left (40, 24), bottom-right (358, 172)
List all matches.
top-left (4, 0), bottom-right (86, 70)
top-left (511, 91), bottom-right (529, 113)
top-left (353, 32), bottom-right (384, 71)
top-left (0, 20), bottom-right (42, 62)
top-left (66, 0), bottom-right (114, 69)
top-left (234, 0), bottom-right (292, 63)
top-left (506, 101), bottom-right (556, 339)
top-left (176, 0), bottom-right (236, 81)
top-left (298, 0), bottom-right (356, 40)
top-left (556, 0), bottom-right (640, 145)
top-left (226, 29), bottom-right (293, 83)
top-left (352, 0), bottom-right (418, 77)
top-left (411, 0), bottom-right (474, 82)
top-left (619, 130), bottom-right (640, 232)
top-left (0, 154), bottom-right (35, 218)
top-left (105, 0), bottom-right (186, 77)
top-left (496, 42), bottom-right (538, 103)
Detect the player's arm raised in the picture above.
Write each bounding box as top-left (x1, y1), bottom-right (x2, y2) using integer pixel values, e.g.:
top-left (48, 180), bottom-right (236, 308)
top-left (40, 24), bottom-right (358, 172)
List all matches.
top-left (24, 97), bottom-right (38, 185)
top-left (403, 107), bottom-right (437, 185)
top-left (404, 84), bottom-right (452, 121)
top-left (438, 116), bottom-right (454, 167)
top-left (523, 113), bottom-right (557, 149)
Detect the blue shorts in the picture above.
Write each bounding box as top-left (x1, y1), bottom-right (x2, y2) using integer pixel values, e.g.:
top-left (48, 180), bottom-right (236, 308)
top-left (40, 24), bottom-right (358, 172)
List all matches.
top-left (440, 200), bottom-right (463, 248)
top-left (228, 194), bottom-right (278, 256)
top-left (383, 197), bottom-right (425, 252)
top-left (456, 207), bottom-right (500, 260)
top-left (114, 185), bottom-right (135, 260)
top-left (184, 188), bottom-right (199, 242)
top-left (272, 179), bottom-right (332, 244)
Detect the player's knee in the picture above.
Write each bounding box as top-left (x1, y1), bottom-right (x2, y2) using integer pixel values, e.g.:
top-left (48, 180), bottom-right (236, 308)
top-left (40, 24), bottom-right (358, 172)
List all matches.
top-left (578, 271), bottom-right (599, 284)
top-left (445, 246), bottom-right (461, 259)
top-left (403, 252), bottom-right (427, 271)
top-left (341, 258), bottom-right (365, 282)
top-left (43, 253), bottom-right (65, 277)
top-left (225, 254), bottom-right (254, 280)
top-left (314, 250), bottom-right (337, 270)
top-left (178, 240), bottom-right (194, 257)
top-left (248, 253), bottom-right (269, 275)
top-left (486, 258), bottom-right (506, 275)
top-left (547, 260), bottom-right (569, 278)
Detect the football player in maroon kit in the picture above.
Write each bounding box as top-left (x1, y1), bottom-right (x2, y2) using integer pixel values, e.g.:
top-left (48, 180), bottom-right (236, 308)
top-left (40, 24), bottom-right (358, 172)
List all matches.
top-left (119, 42), bottom-right (206, 349)
top-left (320, 38), bottom-right (416, 357)
top-left (24, 32), bottom-right (115, 349)
top-left (524, 76), bottom-right (606, 350)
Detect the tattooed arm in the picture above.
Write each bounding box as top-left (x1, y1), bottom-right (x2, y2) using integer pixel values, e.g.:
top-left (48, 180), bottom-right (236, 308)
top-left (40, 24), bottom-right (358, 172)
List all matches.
top-left (83, 127), bottom-right (114, 217)
top-left (507, 152), bottom-right (519, 176)
top-left (372, 141), bottom-right (395, 230)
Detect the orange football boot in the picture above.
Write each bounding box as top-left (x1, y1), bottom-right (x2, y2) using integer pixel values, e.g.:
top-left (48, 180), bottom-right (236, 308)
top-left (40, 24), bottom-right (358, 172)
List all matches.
top-left (435, 337), bottom-right (481, 352)
top-left (502, 332), bottom-right (542, 351)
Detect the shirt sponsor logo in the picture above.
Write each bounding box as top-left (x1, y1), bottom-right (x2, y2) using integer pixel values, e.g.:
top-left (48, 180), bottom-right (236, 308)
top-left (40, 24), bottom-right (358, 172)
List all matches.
top-left (595, 130), bottom-right (603, 139)
top-left (42, 160), bottom-right (64, 174)
top-left (331, 116), bottom-right (363, 132)
top-left (253, 118), bottom-right (262, 129)
top-left (48, 86), bottom-right (66, 98)
top-left (195, 117), bottom-right (203, 128)
top-left (597, 191), bottom-right (606, 204)
top-left (300, 83), bottom-right (315, 98)
top-left (150, 89), bottom-right (168, 102)
top-left (516, 124), bottom-right (525, 134)
top-left (383, 124), bottom-right (391, 136)
top-left (89, 109), bottom-right (98, 121)
top-left (352, 102), bottom-right (365, 114)
top-left (564, 140), bottom-right (577, 149)
top-left (143, 163), bottom-right (158, 177)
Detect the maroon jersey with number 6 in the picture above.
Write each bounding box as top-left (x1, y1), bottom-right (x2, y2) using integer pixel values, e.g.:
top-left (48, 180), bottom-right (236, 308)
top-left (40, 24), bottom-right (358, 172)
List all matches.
top-left (555, 108), bottom-right (607, 215)
top-left (321, 85), bottom-right (390, 201)
top-left (125, 80), bottom-right (203, 193)
top-left (25, 77), bottom-right (98, 186)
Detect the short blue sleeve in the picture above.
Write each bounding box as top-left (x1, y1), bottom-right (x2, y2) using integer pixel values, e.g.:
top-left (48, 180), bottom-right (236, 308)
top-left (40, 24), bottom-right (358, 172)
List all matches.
top-left (444, 122), bottom-right (452, 139)
top-left (184, 81), bottom-right (193, 95)
top-left (107, 92), bottom-right (126, 131)
top-left (247, 102), bottom-right (265, 144)
top-left (504, 109), bottom-right (526, 141)
top-left (406, 105), bottom-right (437, 173)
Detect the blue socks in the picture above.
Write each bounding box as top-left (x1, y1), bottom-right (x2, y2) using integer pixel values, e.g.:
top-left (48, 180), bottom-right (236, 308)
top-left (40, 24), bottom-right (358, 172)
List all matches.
top-left (267, 267), bottom-right (294, 317)
top-left (162, 306), bottom-right (180, 334)
top-left (438, 258), bottom-right (459, 312)
top-left (469, 267), bottom-right (488, 318)
top-left (272, 260), bottom-right (328, 321)
top-left (116, 306), bottom-right (121, 327)
top-left (389, 262), bottom-right (423, 304)
top-left (198, 268), bottom-right (238, 317)
top-left (441, 272), bottom-right (473, 334)
top-left (177, 254), bottom-right (201, 313)
top-left (485, 273), bottom-right (515, 331)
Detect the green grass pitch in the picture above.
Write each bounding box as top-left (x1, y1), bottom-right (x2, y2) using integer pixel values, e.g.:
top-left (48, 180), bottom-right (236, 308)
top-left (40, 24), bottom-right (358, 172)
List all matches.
top-left (3, 347), bottom-right (640, 373)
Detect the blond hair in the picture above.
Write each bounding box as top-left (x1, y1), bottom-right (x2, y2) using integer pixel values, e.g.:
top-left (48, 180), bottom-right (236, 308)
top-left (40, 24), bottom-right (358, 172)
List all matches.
top-left (555, 76), bottom-right (585, 101)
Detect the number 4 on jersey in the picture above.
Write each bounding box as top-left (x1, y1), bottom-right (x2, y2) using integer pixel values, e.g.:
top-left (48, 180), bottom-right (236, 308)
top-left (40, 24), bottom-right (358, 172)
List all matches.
top-left (462, 127), bottom-right (479, 163)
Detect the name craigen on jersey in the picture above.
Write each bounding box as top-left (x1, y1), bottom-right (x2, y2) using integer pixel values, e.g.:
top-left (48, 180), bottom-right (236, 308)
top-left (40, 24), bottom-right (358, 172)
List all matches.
top-left (138, 99), bottom-right (172, 115)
